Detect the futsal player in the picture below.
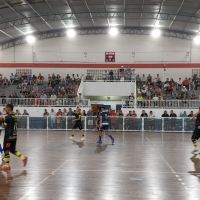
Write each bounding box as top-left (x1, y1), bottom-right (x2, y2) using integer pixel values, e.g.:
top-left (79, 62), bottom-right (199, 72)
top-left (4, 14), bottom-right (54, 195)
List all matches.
top-left (96, 108), bottom-right (103, 144)
top-left (191, 107), bottom-right (200, 154)
top-left (70, 107), bottom-right (85, 141)
top-left (98, 106), bottom-right (114, 145)
top-left (0, 104), bottom-right (28, 171)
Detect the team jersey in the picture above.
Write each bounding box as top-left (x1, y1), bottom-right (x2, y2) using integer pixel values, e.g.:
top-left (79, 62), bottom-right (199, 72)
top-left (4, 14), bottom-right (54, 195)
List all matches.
top-left (195, 113), bottom-right (200, 129)
top-left (100, 110), bottom-right (109, 125)
top-left (74, 112), bottom-right (81, 123)
top-left (97, 112), bottom-right (100, 126)
top-left (4, 113), bottom-right (17, 141)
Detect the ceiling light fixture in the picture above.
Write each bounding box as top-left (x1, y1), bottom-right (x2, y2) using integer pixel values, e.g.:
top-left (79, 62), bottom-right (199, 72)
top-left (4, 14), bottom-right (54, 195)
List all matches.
top-left (26, 35), bottom-right (36, 44)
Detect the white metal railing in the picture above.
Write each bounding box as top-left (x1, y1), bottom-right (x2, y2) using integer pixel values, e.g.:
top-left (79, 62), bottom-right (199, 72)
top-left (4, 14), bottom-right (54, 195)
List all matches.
top-left (85, 69), bottom-right (135, 81)
top-left (0, 98), bottom-right (90, 107)
top-left (16, 116), bottom-right (195, 132)
top-left (122, 100), bottom-right (200, 108)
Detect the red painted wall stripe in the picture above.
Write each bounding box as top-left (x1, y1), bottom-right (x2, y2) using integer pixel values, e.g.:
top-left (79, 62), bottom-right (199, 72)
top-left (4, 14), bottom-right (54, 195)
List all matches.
top-left (0, 63), bottom-right (199, 68)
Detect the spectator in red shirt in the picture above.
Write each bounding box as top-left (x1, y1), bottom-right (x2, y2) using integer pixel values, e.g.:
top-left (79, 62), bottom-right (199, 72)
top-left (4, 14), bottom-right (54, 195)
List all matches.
top-left (182, 78), bottom-right (189, 90)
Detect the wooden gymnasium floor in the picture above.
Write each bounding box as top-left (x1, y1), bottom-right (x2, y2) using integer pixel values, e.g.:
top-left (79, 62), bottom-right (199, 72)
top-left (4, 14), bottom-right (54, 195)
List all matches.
top-left (0, 131), bottom-right (200, 200)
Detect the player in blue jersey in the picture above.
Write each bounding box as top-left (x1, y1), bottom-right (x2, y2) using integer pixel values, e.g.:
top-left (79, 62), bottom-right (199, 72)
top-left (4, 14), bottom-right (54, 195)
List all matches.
top-left (97, 106), bottom-right (114, 145)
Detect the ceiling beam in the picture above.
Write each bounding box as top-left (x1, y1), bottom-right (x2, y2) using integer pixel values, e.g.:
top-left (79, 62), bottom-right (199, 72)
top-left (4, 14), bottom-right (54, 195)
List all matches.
top-left (23, 0), bottom-right (53, 30)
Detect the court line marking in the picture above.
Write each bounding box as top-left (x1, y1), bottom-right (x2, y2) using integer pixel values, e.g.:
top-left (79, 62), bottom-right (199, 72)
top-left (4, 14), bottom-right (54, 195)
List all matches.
top-left (11, 168), bottom-right (200, 175)
top-left (145, 136), bottom-right (190, 191)
top-left (17, 160), bottom-right (67, 200)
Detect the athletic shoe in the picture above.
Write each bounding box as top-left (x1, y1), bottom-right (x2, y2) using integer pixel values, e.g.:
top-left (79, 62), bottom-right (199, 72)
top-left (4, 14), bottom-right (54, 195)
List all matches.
top-left (97, 139), bottom-right (102, 145)
top-left (111, 137), bottom-right (115, 145)
top-left (191, 149), bottom-right (199, 154)
top-left (192, 143), bottom-right (199, 154)
top-left (22, 156), bottom-right (28, 167)
top-left (69, 135), bottom-right (74, 140)
top-left (1, 165), bottom-right (11, 171)
top-left (80, 135), bottom-right (85, 142)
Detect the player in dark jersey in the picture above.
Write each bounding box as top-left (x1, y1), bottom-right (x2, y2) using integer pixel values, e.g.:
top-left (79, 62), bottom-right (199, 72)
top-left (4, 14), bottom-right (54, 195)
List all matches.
top-left (191, 108), bottom-right (200, 154)
top-left (96, 109), bottom-right (102, 143)
top-left (70, 108), bottom-right (85, 141)
top-left (98, 107), bottom-right (114, 145)
top-left (0, 104), bottom-right (28, 171)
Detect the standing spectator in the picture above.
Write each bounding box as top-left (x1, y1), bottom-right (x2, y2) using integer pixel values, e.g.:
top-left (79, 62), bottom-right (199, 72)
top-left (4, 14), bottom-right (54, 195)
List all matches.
top-left (140, 110), bottom-right (148, 117)
top-left (129, 93), bottom-right (135, 107)
top-left (170, 110), bottom-right (177, 117)
top-left (86, 109), bottom-right (93, 116)
top-left (149, 111), bottom-right (155, 118)
top-left (147, 111), bottom-right (155, 130)
top-left (49, 109), bottom-right (56, 129)
top-left (43, 109), bottom-right (49, 129)
top-left (162, 110), bottom-right (170, 131)
top-left (15, 110), bottom-right (21, 116)
top-left (170, 110), bottom-right (177, 130)
top-left (56, 109), bottom-right (63, 129)
top-left (180, 111), bottom-right (187, 118)
top-left (43, 109), bottom-right (49, 117)
top-left (82, 110), bottom-right (87, 116)
top-left (63, 108), bottom-right (68, 116)
top-left (162, 111), bottom-right (169, 117)
top-left (23, 109), bottom-right (29, 116)
top-left (188, 111), bottom-right (194, 117)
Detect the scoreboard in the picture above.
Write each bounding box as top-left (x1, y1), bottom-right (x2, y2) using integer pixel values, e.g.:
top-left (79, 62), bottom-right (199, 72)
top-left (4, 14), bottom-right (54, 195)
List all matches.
top-left (105, 52), bottom-right (115, 62)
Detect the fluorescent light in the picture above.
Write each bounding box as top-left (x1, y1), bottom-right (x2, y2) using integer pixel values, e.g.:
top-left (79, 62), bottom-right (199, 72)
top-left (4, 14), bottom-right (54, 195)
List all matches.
top-left (151, 29), bottom-right (161, 38)
top-left (109, 27), bottom-right (119, 37)
top-left (193, 35), bottom-right (200, 45)
top-left (26, 35), bottom-right (36, 44)
top-left (66, 29), bottom-right (77, 38)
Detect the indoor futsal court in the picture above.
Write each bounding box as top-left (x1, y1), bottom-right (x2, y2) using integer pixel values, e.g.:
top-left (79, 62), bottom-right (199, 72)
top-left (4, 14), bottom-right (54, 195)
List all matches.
top-left (0, 0), bottom-right (200, 200)
top-left (1, 131), bottom-right (200, 200)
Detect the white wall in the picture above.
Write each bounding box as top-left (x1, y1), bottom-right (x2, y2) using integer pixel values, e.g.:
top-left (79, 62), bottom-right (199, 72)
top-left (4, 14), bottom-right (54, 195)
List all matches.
top-left (83, 82), bottom-right (134, 96)
top-left (0, 34), bottom-right (199, 64)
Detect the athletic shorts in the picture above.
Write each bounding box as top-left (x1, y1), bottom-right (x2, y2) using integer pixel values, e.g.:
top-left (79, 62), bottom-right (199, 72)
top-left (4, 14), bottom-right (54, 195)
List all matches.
top-left (100, 125), bottom-right (109, 131)
top-left (3, 140), bottom-right (17, 153)
top-left (73, 122), bottom-right (83, 130)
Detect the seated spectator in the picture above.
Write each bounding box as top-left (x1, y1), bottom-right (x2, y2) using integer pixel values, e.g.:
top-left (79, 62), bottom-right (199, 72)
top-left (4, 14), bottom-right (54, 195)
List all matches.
top-left (137, 93), bottom-right (144, 107)
top-left (140, 110), bottom-right (148, 117)
top-left (162, 110), bottom-right (169, 117)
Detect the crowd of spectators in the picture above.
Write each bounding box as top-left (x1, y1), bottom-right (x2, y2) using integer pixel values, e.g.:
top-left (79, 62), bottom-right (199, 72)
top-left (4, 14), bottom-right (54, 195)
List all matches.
top-left (136, 74), bottom-right (200, 102)
top-left (1, 73), bottom-right (81, 100)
